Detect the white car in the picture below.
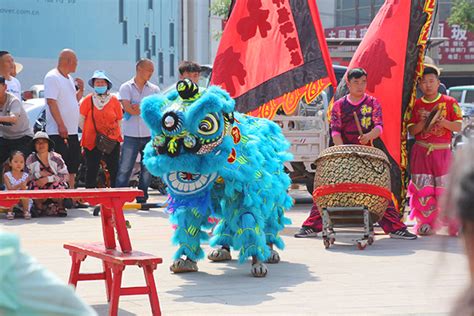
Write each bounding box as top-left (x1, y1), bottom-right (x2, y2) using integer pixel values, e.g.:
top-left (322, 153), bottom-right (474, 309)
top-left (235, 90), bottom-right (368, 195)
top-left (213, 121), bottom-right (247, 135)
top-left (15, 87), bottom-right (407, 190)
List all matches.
top-left (448, 85), bottom-right (474, 116)
top-left (23, 97), bottom-right (47, 133)
top-left (22, 84), bottom-right (45, 100)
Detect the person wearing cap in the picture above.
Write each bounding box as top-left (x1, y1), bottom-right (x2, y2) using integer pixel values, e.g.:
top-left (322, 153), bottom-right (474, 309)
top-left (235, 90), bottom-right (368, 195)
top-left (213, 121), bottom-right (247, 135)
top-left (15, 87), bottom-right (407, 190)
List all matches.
top-left (0, 76), bottom-right (33, 170)
top-left (116, 58), bottom-right (160, 204)
top-left (407, 64), bottom-right (463, 236)
top-left (0, 51), bottom-right (21, 100)
top-left (79, 70), bottom-right (122, 188)
top-left (44, 49), bottom-right (84, 190)
top-left (26, 131), bottom-right (69, 216)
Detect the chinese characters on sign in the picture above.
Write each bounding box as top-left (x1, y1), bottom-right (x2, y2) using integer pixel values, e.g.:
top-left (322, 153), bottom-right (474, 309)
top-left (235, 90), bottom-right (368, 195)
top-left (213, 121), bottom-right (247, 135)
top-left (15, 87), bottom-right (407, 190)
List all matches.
top-left (325, 25), bottom-right (369, 40)
top-left (325, 24), bottom-right (369, 56)
top-left (326, 22), bottom-right (474, 66)
top-left (439, 22), bottom-right (474, 64)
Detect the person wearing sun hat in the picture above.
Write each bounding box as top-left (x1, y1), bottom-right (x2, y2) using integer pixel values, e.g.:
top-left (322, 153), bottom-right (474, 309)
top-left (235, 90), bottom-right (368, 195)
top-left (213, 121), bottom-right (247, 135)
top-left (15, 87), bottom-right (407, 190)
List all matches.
top-left (11, 61), bottom-right (23, 77)
top-left (26, 131), bottom-right (70, 217)
top-left (29, 131), bottom-right (55, 152)
top-left (415, 57), bottom-right (447, 97)
top-left (407, 64), bottom-right (463, 236)
top-left (0, 51), bottom-right (21, 100)
top-left (79, 70), bottom-right (122, 189)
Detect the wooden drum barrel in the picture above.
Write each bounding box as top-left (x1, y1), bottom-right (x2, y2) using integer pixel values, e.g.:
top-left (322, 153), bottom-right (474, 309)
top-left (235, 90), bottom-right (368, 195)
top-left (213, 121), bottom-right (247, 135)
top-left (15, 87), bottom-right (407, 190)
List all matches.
top-left (313, 145), bottom-right (392, 222)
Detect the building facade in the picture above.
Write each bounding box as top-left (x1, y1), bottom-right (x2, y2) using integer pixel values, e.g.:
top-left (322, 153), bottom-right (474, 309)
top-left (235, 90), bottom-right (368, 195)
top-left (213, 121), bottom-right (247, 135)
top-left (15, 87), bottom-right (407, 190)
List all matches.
top-left (334, 0), bottom-right (384, 27)
top-left (316, 0), bottom-right (473, 87)
top-left (0, 0), bottom-right (214, 90)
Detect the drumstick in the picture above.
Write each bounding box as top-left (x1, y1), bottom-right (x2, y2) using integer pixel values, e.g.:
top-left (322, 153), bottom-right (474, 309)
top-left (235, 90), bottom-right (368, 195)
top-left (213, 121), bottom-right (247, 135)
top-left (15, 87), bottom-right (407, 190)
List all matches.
top-left (354, 111), bottom-right (373, 146)
top-left (353, 112), bottom-right (363, 136)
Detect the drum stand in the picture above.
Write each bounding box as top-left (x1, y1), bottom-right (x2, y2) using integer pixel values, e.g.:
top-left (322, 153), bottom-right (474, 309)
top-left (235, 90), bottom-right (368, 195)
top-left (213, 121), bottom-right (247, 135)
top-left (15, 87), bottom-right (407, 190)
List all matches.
top-left (321, 207), bottom-right (375, 250)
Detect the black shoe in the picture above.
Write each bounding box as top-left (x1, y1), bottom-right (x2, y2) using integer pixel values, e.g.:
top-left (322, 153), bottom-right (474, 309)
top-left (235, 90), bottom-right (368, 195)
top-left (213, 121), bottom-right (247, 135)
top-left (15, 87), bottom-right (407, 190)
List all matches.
top-left (294, 227), bottom-right (319, 238)
top-left (93, 206), bottom-right (101, 216)
top-left (12, 205), bottom-right (23, 218)
top-left (389, 229), bottom-right (417, 240)
top-left (136, 198), bottom-right (147, 204)
top-left (63, 198), bottom-right (74, 209)
top-left (30, 205), bottom-right (41, 218)
top-left (75, 201), bottom-right (90, 208)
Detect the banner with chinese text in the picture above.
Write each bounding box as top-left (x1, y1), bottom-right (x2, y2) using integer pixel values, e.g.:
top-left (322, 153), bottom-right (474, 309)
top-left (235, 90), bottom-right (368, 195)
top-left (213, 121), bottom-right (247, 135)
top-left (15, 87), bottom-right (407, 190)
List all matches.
top-left (211, 0), bottom-right (337, 119)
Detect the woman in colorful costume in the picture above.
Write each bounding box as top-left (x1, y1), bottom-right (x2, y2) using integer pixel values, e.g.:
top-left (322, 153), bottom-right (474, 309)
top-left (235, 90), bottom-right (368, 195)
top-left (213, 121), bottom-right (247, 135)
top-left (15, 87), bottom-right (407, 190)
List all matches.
top-left (295, 68), bottom-right (417, 240)
top-left (141, 79), bottom-right (293, 277)
top-left (407, 65), bottom-right (462, 236)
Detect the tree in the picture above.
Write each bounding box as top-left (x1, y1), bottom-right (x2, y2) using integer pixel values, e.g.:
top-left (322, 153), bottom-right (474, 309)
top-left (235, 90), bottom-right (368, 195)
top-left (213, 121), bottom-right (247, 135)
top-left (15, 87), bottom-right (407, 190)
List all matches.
top-left (210, 0), bottom-right (232, 40)
top-left (210, 0), bottom-right (231, 19)
top-left (448, 0), bottom-right (474, 33)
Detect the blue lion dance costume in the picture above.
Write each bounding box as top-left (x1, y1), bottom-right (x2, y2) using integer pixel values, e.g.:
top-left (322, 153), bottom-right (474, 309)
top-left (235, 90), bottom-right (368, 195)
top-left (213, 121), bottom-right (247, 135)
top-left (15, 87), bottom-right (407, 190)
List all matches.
top-left (141, 79), bottom-right (293, 277)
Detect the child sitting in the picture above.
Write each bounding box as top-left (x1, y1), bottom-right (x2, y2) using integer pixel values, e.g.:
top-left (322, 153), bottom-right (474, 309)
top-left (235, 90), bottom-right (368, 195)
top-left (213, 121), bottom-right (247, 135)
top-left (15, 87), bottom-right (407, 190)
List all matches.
top-left (3, 151), bottom-right (31, 220)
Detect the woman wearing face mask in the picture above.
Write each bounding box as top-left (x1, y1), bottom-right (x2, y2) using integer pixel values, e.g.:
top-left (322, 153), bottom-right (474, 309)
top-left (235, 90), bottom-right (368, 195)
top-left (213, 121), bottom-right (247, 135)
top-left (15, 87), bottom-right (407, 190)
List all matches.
top-left (79, 70), bottom-right (122, 188)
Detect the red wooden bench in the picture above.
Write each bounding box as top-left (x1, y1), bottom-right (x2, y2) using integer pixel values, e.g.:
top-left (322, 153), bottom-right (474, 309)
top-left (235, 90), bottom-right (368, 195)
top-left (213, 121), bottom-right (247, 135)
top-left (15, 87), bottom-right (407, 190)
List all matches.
top-left (0, 188), bottom-right (163, 316)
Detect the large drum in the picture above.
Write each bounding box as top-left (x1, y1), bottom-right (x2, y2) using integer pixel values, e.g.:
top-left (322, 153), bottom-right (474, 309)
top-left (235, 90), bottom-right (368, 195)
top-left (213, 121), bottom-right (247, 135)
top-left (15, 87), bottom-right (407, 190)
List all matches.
top-left (313, 145), bottom-right (392, 222)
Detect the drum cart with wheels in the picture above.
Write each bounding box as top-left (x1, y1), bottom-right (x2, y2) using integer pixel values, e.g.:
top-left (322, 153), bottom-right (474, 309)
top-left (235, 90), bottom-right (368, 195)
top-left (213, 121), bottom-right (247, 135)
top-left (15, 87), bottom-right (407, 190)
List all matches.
top-left (321, 206), bottom-right (375, 250)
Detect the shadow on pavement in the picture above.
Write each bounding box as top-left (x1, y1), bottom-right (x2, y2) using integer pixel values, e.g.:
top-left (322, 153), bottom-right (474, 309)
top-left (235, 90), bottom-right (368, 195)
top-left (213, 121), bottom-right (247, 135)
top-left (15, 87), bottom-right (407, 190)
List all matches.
top-left (289, 234), bottom-right (463, 256)
top-left (90, 304), bottom-right (136, 316)
top-left (167, 260), bottom-right (317, 306)
top-left (1, 208), bottom-right (92, 226)
top-left (124, 208), bottom-right (169, 219)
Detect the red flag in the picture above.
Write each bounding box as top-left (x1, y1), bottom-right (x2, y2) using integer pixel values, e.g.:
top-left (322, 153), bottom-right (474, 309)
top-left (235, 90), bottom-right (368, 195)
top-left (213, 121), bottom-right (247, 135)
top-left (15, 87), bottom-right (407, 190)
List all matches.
top-left (339, 0), bottom-right (436, 166)
top-left (211, 0), bottom-right (336, 119)
top-left (334, 0), bottom-right (437, 206)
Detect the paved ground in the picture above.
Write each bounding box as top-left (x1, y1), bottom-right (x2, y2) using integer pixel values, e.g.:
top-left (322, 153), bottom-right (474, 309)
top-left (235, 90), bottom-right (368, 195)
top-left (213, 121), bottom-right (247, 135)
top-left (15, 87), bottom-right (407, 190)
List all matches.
top-left (1, 188), bottom-right (469, 315)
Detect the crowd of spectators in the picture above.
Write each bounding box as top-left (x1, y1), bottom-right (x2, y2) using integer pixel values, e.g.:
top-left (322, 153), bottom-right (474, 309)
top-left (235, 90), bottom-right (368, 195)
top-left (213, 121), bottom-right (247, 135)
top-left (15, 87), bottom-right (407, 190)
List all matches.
top-left (0, 47), bottom-right (203, 220)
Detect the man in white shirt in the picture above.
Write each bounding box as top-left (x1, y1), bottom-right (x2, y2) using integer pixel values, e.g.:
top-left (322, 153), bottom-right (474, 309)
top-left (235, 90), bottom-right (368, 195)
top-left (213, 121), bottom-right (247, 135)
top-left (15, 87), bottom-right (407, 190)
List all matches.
top-left (0, 51), bottom-right (22, 100)
top-left (44, 49), bottom-right (84, 189)
top-left (116, 59), bottom-right (160, 203)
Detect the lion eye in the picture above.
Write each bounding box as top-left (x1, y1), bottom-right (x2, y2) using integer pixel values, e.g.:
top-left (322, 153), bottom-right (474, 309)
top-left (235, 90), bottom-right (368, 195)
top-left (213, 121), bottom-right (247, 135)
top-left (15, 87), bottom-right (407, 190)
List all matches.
top-left (164, 116), bottom-right (175, 128)
top-left (162, 112), bottom-right (182, 133)
top-left (198, 114), bottom-right (219, 135)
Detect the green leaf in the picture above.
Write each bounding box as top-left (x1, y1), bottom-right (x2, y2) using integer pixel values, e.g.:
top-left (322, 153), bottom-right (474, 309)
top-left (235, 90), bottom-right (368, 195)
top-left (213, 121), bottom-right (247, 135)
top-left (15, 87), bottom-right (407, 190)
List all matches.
top-left (448, 0), bottom-right (474, 33)
top-left (210, 0), bottom-right (231, 18)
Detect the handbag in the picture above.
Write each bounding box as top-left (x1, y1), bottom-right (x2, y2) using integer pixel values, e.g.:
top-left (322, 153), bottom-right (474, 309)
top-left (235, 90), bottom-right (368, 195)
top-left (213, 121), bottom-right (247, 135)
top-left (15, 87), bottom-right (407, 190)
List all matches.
top-left (91, 99), bottom-right (117, 154)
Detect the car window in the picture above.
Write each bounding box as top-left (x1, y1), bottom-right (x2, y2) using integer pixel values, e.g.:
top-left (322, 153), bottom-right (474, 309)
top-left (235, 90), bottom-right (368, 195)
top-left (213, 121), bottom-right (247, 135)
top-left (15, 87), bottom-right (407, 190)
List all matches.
top-left (465, 90), bottom-right (474, 105)
top-left (334, 69), bottom-right (347, 84)
top-left (449, 90), bottom-right (463, 102)
top-left (199, 67), bottom-right (212, 87)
